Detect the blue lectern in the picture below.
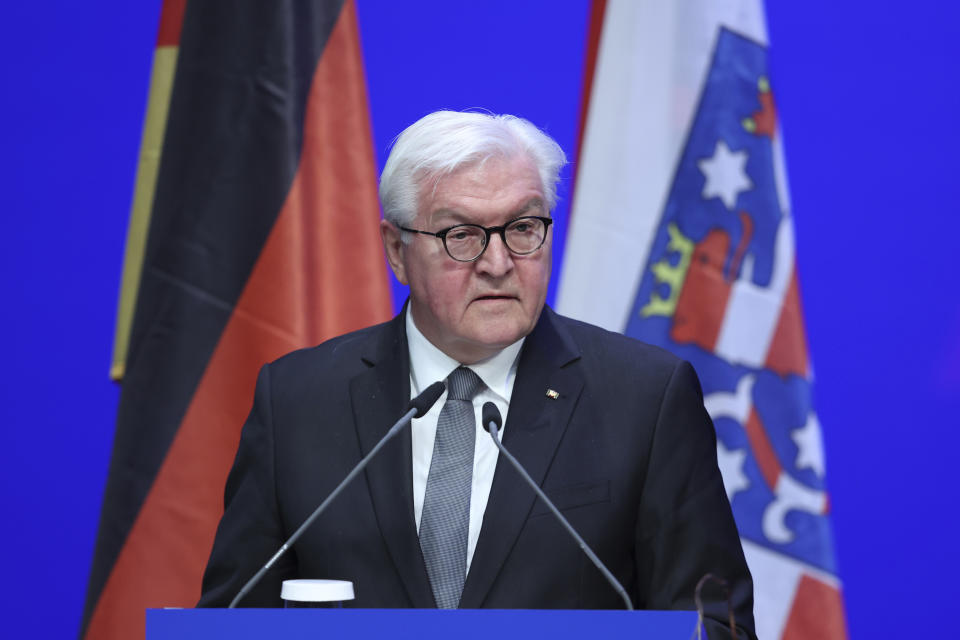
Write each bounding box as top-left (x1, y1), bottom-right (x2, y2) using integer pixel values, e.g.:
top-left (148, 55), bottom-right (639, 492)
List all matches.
top-left (147, 608), bottom-right (700, 639)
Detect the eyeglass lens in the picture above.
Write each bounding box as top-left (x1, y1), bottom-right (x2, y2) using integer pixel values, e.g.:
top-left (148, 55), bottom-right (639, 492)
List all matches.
top-left (445, 217), bottom-right (547, 261)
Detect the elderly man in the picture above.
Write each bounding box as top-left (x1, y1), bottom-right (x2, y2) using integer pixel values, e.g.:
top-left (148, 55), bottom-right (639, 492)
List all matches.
top-left (199, 111), bottom-right (756, 639)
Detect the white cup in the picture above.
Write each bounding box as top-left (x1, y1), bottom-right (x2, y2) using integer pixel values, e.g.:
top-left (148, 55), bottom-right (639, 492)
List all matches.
top-left (281, 579), bottom-right (355, 608)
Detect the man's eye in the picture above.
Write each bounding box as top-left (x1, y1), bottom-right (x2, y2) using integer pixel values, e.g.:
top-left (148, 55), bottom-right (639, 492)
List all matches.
top-left (449, 230), bottom-right (471, 241)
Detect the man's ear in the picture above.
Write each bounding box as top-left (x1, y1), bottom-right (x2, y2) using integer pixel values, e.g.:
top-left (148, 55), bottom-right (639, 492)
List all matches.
top-left (380, 218), bottom-right (408, 285)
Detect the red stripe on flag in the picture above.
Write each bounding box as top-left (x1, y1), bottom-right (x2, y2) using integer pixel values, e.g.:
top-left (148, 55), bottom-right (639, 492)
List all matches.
top-left (782, 575), bottom-right (848, 639)
top-left (83, 3), bottom-right (390, 637)
top-left (765, 267), bottom-right (810, 378)
top-left (745, 407), bottom-right (782, 490)
top-left (573, 0), bottom-right (608, 179)
top-left (670, 229), bottom-right (734, 350)
top-left (155, 0), bottom-right (186, 47)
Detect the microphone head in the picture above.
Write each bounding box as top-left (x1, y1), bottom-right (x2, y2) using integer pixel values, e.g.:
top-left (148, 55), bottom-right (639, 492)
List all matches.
top-left (409, 381), bottom-right (445, 418)
top-left (481, 401), bottom-right (502, 433)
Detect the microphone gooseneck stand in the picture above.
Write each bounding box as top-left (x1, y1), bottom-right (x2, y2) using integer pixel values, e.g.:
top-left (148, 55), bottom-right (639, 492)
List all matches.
top-left (481, 401), bottom-right (634, 610)
top-left (228, 381), bottom-right (446, 608)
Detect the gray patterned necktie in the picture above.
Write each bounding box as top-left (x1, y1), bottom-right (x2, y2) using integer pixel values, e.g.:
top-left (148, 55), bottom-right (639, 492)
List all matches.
top-left (419, 366), bottom-right (484, 609)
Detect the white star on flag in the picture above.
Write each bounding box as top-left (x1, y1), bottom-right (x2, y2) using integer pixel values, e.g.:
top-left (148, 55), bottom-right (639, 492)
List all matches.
top-left (792, 412), bottom-right (826, 477)
top-left (698, 139), bottom-right (753, 209)
top-left (717, 440), bottom-right (750, 501)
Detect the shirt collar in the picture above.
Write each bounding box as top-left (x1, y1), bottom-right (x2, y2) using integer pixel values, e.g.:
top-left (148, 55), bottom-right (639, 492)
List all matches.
top-left (406, 307), bottom-right (524, 403)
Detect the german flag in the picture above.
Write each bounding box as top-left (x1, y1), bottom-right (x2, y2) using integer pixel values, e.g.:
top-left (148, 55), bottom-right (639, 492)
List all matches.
top-left (82, 1), bottom-right (391, 637)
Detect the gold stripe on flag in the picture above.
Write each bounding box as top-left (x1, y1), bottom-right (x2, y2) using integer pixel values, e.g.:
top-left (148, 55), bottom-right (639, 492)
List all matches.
top-left (111, 45), bottom-right (178, 381)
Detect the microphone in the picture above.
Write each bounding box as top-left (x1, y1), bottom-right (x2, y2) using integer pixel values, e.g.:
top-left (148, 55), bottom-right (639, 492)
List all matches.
top-left (228, 381), bottom-right (446, 608)
top-left (481, 402), bottom-right (634, 610)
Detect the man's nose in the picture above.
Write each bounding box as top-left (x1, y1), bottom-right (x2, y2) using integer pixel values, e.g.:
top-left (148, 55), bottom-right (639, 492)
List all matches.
top-left (476, 232), bottom-right (513, 276)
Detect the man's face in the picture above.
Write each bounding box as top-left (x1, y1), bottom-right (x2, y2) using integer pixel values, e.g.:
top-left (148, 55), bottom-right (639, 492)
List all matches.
top-left (381, 153), bottom-right (551, 364)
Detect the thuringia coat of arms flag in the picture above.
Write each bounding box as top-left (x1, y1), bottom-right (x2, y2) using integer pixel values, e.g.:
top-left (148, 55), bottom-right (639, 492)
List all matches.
top-left (557, 1), bottom-right (848, 638)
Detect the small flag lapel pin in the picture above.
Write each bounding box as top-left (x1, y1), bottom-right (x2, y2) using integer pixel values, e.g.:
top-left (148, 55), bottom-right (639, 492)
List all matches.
top-left (545, 389), bottom-right (560, 399)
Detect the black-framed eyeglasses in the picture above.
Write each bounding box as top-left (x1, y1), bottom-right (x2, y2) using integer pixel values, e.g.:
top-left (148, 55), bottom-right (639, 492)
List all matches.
top-left (399, 216), bottom-right (553, 263)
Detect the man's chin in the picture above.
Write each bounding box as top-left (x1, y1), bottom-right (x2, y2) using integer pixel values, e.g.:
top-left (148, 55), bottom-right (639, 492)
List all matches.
top-left (437, 326), bottom-right (518, 364)
top-left (465, 322), bottom-right (531, 353)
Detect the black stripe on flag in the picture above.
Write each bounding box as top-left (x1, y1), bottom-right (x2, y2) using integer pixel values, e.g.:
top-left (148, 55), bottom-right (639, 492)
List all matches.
top-left (82, 1), bottom-right (348, 634)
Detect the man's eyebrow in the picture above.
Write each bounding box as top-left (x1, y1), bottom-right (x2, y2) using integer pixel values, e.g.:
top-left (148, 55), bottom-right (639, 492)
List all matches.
top-left (515, 198), bottom-right (545, 215)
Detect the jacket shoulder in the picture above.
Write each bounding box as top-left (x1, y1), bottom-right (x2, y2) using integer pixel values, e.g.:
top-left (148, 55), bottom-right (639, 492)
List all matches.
top-left (262, 318), bottom-right (395, 392)
top-left (551, 311), bottom-right (683, 374)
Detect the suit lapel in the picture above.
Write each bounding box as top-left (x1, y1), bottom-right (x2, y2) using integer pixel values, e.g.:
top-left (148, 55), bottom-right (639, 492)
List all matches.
top-left (349, 313), bottom-right (436, 607)
top-left (459, 308), bottom-right (583, 608)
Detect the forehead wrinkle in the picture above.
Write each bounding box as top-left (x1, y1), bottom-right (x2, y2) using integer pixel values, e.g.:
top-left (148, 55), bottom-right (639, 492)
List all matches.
top-left (427, 199), bottom-right (545, 229)
top-left (418, 156), bottom-right (546, 228)
top-left (415, 150), bottom-right (536, 208)
top-left (414, 155), bottom-right (496, 211)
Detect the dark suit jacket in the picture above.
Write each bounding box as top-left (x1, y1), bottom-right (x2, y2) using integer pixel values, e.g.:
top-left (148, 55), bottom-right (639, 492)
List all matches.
top-left (199, 307), bottom-right (756, 639)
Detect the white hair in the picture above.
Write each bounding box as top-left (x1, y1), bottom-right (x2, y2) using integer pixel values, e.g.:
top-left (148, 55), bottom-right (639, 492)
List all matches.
top-left (379, 110), bottom-right (568, 228)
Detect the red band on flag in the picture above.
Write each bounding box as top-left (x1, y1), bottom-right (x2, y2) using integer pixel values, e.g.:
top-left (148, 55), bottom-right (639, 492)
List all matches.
top-left (671, 229), bottom-right (735, 350)
top-left (155, 0), bottom-right (186, 48)
top-left (782, 575), bottom-right (848, 639)
top-left (765, 268), bottom-right (810, 377)
top-left (84, 3), bottom-right (389, 637)
top-left (573, 0), bottom-right (608, 173)
top-left (746, 408), bottom-right (782, 490)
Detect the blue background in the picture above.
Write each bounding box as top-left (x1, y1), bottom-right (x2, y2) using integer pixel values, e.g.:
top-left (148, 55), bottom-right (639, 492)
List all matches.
top-left (0, 1), bottom-right (957, 638)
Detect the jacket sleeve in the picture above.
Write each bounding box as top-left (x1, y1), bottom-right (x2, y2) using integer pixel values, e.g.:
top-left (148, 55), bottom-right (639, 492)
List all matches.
top-left (198, 363), bottom-right (297, 607)
top-left (634, 360), bottom-right (757, 640)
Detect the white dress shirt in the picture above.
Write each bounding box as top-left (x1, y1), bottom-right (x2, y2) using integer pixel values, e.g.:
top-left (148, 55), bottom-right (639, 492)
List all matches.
top-left (406, 309), bottom-right (524, 573)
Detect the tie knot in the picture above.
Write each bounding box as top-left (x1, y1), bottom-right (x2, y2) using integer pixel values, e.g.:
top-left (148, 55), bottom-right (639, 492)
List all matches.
top-left (446, 366), bottom-right (483, 401)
